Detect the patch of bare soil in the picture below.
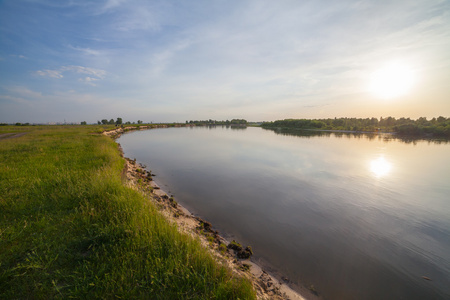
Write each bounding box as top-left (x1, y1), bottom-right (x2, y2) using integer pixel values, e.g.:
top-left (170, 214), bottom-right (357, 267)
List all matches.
top-left (0, 132), bottom-right (28, 140)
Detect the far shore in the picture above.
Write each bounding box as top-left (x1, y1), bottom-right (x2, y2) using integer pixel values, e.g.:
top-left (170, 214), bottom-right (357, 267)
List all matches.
top-left (303, 128), bottom-right (395, 134)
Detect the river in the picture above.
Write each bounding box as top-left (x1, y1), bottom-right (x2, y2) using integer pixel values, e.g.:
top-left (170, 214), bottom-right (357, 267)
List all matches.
top-left (118, 126), bottom-right (450, 300)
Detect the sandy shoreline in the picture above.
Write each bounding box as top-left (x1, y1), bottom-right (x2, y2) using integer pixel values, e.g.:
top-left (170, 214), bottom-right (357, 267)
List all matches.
top-left (104, 126), bottom-right (316, 300)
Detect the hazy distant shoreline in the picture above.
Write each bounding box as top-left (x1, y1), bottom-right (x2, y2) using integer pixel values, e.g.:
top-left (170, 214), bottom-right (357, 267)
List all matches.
top-left (261, 117), bottom-right (450, 139)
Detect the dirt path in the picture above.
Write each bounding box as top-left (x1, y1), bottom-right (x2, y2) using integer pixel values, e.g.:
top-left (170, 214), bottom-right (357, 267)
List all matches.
top-left (0, 132), bottom-right (28, 140)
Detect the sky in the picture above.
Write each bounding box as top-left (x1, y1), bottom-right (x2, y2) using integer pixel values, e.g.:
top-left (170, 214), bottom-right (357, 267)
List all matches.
top-left (0, 0), bottom-right (449, 123)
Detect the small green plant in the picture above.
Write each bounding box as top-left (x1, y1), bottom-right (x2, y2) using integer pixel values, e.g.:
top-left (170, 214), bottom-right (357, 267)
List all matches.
top-left (169, 196), bottom-right (178, 208)
top-left (309, 285), bottom-right (319, 296)
top-left (207, 235), bottom-right (215, 247)
top-left (219, 243), bottom-right (227, 255)
top-left (146, 173), bottom-right (152, 181)
top-left (240, 263), bottom-right (251, 272)
top-left (237, 246), bottom-right (253, 259)
top-left (228, 241), bottom-right (253, 259)
top-left (228, 240), bottom-right (243, 251)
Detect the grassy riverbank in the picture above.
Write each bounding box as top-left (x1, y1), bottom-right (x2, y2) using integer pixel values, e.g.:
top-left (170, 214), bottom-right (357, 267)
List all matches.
top-left (0, 125), bottom-right (255, 299)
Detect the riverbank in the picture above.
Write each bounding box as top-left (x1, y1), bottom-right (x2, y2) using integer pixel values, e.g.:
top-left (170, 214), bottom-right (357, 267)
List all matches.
top-left (0, 125), bottom-right (255, 298)
top-left (108, 126), bottom-right (313, 300)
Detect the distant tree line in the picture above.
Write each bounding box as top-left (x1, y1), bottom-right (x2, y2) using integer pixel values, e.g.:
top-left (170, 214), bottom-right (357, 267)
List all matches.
top-left (262, 117), bottom-right (450, 138)
top-left (97, 118), bottom-right (123, 125)
top-left (3, 119), bottom-right (143, 126)
top-left (186, 119), bottom-right (247, 126)
top-left (94, 118), bottom-right (145, 126)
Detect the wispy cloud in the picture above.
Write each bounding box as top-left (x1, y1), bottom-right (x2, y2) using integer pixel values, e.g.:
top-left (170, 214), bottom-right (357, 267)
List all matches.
top-left (61, 66), bottom-right (106, 79)
top-left (35, 65), bottom-right (106, 84)
top-left (115, 7), bottom-right (161, 32)
top-left (0, 94), bottom-right (33, 105)
top-left (9, 54), bottom-right (28, 59)
top-left (78, 77), bottom-right (99, 86)
top-left (0, 86), bottom-right (43, 107)
top-left (149, 39), bottom-right (192, 76)
top-left (36, 69), bottom-right (64, 78)
top-left (102, 0), bottom-right (128, 11)
top-left (69, 45), bottom-right (103, 56)
top-left (97, 0), bottom-right (163, 32)
top-left (0, 85), bottom-right (126, 123)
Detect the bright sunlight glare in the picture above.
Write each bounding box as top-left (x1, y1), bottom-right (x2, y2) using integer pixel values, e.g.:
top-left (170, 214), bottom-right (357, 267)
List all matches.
top-left (370, 156), bottom-right (392, 178)
top-left (369, 62), bottom-right (416, 99)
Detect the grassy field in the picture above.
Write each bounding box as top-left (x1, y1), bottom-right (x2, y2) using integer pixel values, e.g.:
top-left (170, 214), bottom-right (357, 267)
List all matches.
top-left (0, 125), bottom-right (255, 299)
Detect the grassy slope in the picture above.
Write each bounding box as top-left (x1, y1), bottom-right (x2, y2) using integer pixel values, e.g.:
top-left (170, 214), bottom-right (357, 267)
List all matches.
top-left (0, 126), bottom-right (255, 299)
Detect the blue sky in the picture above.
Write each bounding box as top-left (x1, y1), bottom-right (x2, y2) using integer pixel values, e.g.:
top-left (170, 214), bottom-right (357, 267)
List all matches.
top-left (1, 0), bottom-right (449, 123)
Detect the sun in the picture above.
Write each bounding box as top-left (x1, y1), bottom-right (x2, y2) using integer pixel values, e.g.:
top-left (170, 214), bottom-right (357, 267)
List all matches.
top-left (369, 62), bottom-right (415, 99)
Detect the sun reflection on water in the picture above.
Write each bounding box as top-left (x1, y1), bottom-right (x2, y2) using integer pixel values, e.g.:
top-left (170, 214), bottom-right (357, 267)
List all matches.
top-left (370, 156), bottom-right (392, 178)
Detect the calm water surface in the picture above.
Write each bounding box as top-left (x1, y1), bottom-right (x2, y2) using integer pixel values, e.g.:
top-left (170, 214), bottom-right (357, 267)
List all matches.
top-left (118, 126), bottom-right (450, 300)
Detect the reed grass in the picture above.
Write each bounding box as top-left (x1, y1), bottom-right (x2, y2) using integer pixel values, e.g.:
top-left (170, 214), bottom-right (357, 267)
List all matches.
top-left (0, 125), bottom-right (255, 299)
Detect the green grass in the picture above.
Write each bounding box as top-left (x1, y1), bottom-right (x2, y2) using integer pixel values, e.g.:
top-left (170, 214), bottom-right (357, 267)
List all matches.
top-left (0, 125), bottom-right (255, 299)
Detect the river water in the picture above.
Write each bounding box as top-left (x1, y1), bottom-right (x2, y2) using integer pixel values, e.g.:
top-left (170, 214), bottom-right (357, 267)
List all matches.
top-left (118, 126), bottom-right (450, 299)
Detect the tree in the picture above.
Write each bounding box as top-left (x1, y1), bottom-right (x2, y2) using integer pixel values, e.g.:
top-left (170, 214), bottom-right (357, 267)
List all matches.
top-left (101, 119), bottom-right (108, 125)
top-left (81, 121), bottom-right (87, 125)
top-left (137, 120), bottom-right (143, 124)
top-left (109, 119), bottom-right (115, 124)
top-left (437, 116), bottom-right (446, 123)
top-left (116, 117), bottom-right (123, 125)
